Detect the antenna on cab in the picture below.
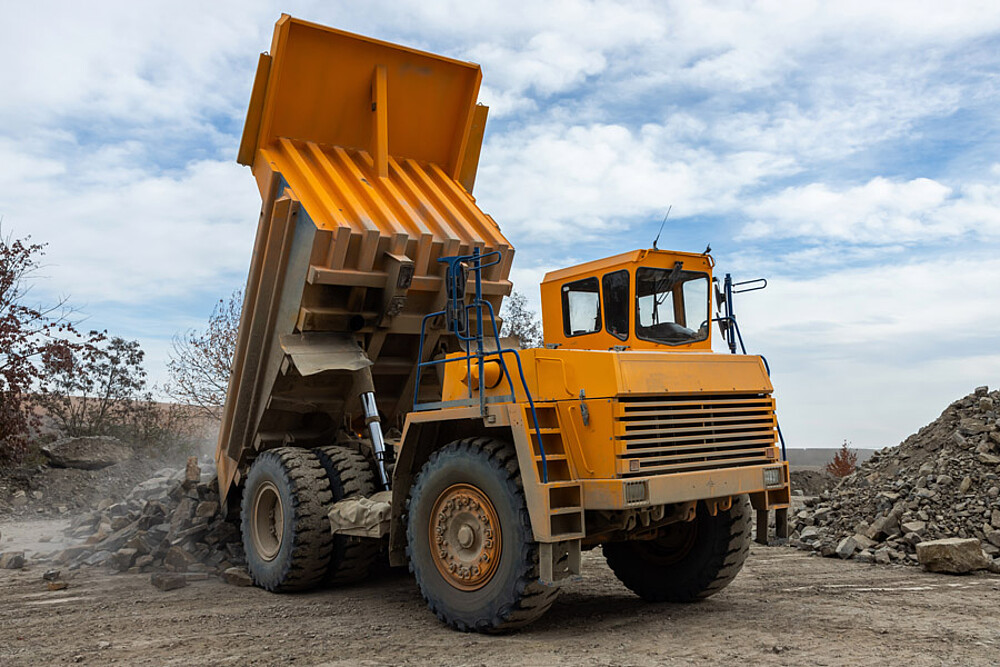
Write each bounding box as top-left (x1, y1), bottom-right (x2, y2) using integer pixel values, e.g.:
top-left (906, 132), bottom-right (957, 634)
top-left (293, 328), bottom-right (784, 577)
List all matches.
top-left (652, 205), bottom-right (671, 251)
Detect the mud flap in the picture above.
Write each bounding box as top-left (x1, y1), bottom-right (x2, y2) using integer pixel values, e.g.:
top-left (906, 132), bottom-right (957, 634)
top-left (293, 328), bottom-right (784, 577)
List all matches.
top-left (279, 333), bottom-right (372, 376)
top-left (754, 507), bottom-right (789, 545)
top-left (538, 539), bottom-right (583, 586)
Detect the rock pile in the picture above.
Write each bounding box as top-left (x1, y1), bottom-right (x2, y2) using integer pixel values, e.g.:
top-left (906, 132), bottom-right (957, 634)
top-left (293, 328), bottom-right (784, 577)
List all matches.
top-left (47, 457), bottom-right (246, 581)
top-left (790, 469), bottom-right (835, 496)
top-left (0, 456), bottom-right (177, 516)
top-left (789, 387), bottom-right (1000, 573)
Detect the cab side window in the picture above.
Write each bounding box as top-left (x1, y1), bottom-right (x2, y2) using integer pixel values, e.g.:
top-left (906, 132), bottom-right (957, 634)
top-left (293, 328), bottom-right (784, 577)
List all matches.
top-left (561, 277), bottom-right (601, 336)
top-left (602, 270), bottom-right (629, 341)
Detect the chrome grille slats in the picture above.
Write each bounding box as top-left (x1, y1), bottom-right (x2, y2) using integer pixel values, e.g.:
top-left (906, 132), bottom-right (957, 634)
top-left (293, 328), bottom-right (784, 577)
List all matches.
top-left (615, 394), bottom-right (776, 476)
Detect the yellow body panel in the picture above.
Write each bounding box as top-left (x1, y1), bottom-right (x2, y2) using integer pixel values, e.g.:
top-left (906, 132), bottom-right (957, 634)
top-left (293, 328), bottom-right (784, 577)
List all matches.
top-left (442, 348), bottom-right (772, 404)
top-left (579, 463), bottom-right (790, 509)
top-left (239, 14), bottom-right (484, 183)
top-left (438, 347), bottom-right (778, 480)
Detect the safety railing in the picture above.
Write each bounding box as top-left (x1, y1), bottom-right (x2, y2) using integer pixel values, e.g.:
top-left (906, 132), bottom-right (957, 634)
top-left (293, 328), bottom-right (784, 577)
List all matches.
top-left (412, 249), bottom-right (550, 482)
top-left (715, 273), bottom-right (787, 461)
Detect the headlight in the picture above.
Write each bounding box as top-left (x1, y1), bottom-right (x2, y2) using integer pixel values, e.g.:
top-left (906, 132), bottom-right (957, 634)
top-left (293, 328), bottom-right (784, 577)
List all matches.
top-left (624, 480), bottom-right (648, 504)
top-left (763, 466), bottom-right (784, 488)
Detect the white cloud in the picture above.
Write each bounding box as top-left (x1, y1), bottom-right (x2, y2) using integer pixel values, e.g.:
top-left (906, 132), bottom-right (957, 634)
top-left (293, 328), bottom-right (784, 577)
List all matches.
top-left (741, 171), bottom-right (1000, 243)
top-left (741, 254), bottom-right (1000, 350)
top-left (467, 33), bottom-right (608, 100)
top-left (2, 151), bottom-right (259, 305)
top-left (477, 121), bottom-right (797, 243)
top-left (733, 252), bottom-right (1000, 448)
top-left (0, 1), bottom-right (270, 132)
top-left (706, 70), bottom-right (963, 162)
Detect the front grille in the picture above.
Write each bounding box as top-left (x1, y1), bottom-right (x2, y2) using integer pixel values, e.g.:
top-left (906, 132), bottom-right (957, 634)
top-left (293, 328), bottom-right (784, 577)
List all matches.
top-left (615, 393), bottom-right (776, 477)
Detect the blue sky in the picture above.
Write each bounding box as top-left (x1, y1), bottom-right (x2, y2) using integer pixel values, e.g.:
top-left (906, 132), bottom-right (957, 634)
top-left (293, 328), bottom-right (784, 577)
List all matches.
top-left (2, 0), bottom-right (999, 450)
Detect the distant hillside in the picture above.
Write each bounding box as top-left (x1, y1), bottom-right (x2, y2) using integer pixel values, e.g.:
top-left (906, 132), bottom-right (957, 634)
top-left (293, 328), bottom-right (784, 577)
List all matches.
top-left (784, 447), bottom-right (876, 471)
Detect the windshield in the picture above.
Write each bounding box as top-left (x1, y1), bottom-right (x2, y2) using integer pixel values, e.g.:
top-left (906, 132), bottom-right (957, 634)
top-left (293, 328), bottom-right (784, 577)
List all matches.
top-left (635, 266), bottom-right (710, 345)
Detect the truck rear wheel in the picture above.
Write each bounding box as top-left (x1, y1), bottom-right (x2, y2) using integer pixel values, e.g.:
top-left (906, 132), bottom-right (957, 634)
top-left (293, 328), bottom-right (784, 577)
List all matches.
top-left (406, 438), bottom-right (559, 633)
top-left (603, 496), bottom-right (751, 602)
top-left (241, 447), bottom-right (334, 592)
top-left (313, 445), bottom-right (380, 585)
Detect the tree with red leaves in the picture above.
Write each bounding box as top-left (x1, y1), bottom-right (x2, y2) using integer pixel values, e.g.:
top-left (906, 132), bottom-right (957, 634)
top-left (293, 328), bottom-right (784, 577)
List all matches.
top-left (0, 229), bottom-right (97, 464)
top-left (35, 336), bottom-right (151, 438)
top-left (825, 440), bottom-right (859, 477)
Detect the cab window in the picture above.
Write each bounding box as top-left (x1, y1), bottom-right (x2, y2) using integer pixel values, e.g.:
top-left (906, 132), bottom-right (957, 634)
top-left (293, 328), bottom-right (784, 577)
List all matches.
top-left (602, 270), bottom-right (629, 341)
top-left (635, 266), bottom-right (709, 345)
top-left (561, 277), bottom-right (601, 336)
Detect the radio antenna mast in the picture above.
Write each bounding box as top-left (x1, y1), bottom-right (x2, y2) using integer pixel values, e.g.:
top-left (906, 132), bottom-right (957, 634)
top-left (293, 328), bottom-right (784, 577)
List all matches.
top-left (652, 205), bottom-right (671, 251)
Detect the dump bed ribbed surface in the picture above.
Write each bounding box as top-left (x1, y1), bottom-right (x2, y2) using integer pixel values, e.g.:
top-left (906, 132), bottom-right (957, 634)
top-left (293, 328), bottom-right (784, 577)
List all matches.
top-left (262, 139), bottom-right (509, 256)
top-left (216, 16), bottom-right (512, 501)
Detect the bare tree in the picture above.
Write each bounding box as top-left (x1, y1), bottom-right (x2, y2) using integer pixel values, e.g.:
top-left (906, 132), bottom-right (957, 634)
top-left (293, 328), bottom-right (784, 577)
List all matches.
top-left (165, 290), bottom-right (241, 421)
top-left (499, 289), bottom-right (543, 348)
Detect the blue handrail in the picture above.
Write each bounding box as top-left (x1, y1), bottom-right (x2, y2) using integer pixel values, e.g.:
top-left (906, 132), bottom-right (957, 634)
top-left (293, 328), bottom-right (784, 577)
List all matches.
top-left (716, 276), bottom-right (787, 461)
top-left (412, 249), bottom-right (549, 482)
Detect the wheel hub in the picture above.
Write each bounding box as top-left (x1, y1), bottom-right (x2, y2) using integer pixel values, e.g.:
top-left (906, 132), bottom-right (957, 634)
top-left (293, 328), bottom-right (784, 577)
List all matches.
top-left (251, 480), bottom-right (284, 561)
top-left (429, 483), bottom-right (502, 591)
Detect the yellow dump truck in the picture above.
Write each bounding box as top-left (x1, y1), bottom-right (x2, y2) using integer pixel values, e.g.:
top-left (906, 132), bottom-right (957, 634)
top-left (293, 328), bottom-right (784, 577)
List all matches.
top-left (216, 14), bottom-right (790, 632)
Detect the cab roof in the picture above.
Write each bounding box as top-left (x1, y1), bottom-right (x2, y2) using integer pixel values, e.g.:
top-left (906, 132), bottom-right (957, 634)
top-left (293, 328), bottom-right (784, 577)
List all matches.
top-left (541, 249), bottom-right (713, 285)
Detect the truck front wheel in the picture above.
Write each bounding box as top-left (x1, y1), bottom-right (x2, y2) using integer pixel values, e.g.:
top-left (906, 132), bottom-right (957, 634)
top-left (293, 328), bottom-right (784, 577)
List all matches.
top-left (406, 438), bottom-right (559, 632)
top-left (603, 496), bottom-right (751, 602)
top-left (241, 447), bottom-right (334, 591)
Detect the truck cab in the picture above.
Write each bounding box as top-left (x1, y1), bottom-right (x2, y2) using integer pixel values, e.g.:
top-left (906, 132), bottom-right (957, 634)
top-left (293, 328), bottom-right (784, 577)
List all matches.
top-left (541, 248), bottom-right (714, 351)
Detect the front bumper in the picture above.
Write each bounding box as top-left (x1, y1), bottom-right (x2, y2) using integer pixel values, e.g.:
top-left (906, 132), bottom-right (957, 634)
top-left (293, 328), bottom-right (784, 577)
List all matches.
top-left (578, 461), bottom-right (790, 510)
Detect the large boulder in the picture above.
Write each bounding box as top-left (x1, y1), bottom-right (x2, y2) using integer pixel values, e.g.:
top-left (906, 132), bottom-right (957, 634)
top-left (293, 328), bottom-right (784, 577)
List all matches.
top-left (0, 552), bottom-right (26, 569)
top-left (42, 436), bottom-right (132, 470)
top-left (916, 538), bottom-right (991, 574)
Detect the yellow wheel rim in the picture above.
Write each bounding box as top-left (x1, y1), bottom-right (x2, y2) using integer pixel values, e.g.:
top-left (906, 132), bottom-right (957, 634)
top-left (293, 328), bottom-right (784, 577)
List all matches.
top-left (429, 483), bottom-right (502, 591)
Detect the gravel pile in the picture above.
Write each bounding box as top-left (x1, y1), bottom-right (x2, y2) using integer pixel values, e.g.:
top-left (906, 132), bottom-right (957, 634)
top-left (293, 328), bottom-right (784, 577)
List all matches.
top-left (790, 386), bottom-right (1000, 571)
top-left (0, 458), bottom-right (172, 517)
top-left (790, 470), bottom-right (836, 496)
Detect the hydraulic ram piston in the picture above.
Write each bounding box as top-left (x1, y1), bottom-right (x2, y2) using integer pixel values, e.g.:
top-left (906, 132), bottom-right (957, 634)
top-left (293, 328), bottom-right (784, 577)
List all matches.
top-left (360, 391), bottom-right (390, 488)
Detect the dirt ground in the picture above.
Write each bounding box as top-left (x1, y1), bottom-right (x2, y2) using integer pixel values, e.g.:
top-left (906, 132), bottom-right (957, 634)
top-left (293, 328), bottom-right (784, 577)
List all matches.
top-left (2, 523), bottom-right (999, 667)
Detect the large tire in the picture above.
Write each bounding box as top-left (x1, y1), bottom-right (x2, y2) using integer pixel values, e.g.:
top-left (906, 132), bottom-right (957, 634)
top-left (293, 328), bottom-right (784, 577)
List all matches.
top-left (603, 496), bottom-right (752, 603)
top-left (313, 445), bottom-right (380, 585)
top-left (406, 438), bottom-right (559, 633)
top-left (241, 447), bottom-right (334, 592)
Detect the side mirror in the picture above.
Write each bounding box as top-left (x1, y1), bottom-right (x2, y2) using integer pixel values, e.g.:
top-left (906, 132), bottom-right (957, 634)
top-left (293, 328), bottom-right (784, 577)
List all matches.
top-left (444, 262), bottom-right (470, 335)
top-left (446, 262), bottom-right (469, 301)
top-left (713, 278), bottom-right (726, 307)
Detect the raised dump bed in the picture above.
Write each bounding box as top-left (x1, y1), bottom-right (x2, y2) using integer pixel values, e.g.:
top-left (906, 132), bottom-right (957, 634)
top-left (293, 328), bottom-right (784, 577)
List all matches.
top-left (216, 15), bottom-right (513, 501)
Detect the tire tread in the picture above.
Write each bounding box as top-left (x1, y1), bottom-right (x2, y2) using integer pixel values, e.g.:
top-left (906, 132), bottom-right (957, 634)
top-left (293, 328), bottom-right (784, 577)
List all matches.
top-left (604, 496), bottom-right (752, 603)
top-left (406, 437), bottom-right (559, 633)
top-left (241, 447), bottom-right (334, 592)
top-left (313, 445), bottom-right (380, 585)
